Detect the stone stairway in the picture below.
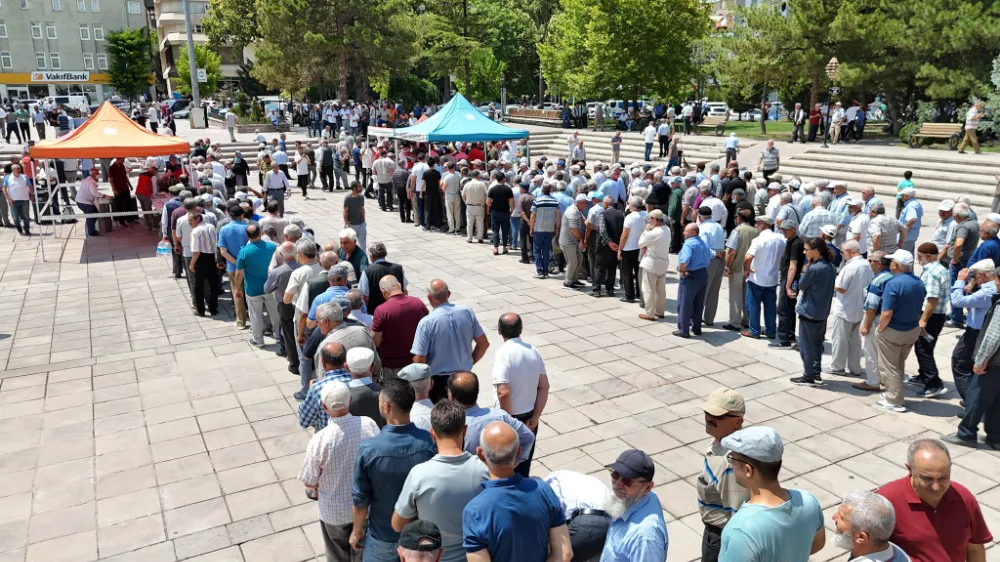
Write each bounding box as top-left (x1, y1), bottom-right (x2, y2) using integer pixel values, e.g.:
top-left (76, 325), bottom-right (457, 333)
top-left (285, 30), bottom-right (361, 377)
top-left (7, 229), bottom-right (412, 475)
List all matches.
top-left (527, 129), bottom-right (728, 168)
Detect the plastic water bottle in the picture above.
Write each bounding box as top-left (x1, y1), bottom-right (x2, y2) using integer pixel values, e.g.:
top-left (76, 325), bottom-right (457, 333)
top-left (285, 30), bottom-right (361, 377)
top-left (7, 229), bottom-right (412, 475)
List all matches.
top-left (156, 240), bottom-right (171, 258)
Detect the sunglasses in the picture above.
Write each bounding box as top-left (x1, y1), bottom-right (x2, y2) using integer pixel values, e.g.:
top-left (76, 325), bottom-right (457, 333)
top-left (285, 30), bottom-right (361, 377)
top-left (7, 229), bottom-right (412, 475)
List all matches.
top-left (609, 470), bottom-right (646, 487)
top-left (706, 412), bottom-right (742, 421)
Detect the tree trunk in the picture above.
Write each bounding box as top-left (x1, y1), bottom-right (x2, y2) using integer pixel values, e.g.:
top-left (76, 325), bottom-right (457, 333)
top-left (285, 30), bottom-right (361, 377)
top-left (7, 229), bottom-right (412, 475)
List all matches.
top-left (336, 50), bottom-right (347, 103)
top-left (354, 62), bottom-right (367, 103)
top-left (759, 69), bottom-right (767, 135)
top-left (808, 70), bottom-right (819, 110)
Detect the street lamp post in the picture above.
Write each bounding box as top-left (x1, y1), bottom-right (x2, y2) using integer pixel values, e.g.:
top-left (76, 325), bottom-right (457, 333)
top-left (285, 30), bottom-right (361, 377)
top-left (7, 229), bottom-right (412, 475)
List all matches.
top-left (821, 57), bottom-right (839, 149)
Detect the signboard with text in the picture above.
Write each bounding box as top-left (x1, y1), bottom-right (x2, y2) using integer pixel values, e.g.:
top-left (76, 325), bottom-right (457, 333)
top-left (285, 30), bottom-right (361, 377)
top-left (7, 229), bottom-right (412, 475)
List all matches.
top-left (31, 71), bottom-right (92, 83)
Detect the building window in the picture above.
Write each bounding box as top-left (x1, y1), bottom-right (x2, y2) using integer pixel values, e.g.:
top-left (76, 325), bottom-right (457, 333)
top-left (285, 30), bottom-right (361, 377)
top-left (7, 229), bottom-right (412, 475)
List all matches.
top-left (77, 0), bottom-right (86, 11)
top-left (191, 24), bottom-right (204, 33)
top-left (0, 22), bottom-right (7, 39)
top-left (31, 22), bottom-right (42, 39)
top-left (191, 2), bottom-right (207, 13)
top-left (35, 52), bottom-right (46, 69)
top-left (83, 53), bottom-right (93, 69)
top-left (45, 22), bottom-right (57, 39)
top-left (93, 25), bottom-right (103, 40)
top-left (50, 53), bottom-right (60, 69)
top-left (79, 24), bottom-right (89, 40)
top-left (127, 0), bottom-right (140, 14)
top-left (19, 0), bottom-right (28, 8)
top-left (0, 52), bottom-right (11, 69)
top-left (91, 0), bottom-right (99, 11)
top-left (97, 53), bottom-right (106, 69)
top-left (52, 0), bottom-right (62, 11)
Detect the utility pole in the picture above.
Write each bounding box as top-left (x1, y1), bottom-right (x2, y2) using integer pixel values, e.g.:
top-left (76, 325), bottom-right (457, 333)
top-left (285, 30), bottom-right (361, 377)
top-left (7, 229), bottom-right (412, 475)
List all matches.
top-left (183, 0), bottom-right (200, 108)
top-left (462, 0), bottom-right (470, 99)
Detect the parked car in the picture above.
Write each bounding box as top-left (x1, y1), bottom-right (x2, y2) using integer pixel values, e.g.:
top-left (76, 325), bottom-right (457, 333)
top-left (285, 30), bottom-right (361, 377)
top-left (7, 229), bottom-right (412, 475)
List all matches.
top-left (503, 104), bottom-right (522, 115)
top-left (706, 102), bottom-right (730, 118)
top-left (735, 109), bottom-right (763, 121)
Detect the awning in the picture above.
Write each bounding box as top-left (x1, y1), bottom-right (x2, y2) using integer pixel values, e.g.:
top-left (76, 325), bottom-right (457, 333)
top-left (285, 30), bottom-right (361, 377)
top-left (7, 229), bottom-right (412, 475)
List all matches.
top-left (31, 101), bottom-right (191, 158)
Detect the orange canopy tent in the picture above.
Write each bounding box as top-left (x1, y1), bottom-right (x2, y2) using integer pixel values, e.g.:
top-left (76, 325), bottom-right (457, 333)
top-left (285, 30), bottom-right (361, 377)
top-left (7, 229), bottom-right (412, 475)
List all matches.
top-left (30, 101), bottom-right (190, 159)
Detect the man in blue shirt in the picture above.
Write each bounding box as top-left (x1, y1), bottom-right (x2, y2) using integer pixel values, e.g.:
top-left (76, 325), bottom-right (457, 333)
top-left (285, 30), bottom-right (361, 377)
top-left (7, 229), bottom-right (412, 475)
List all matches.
top-left (676, 223), bottom-right (713, 338)
top-left (447, 371), bottom-right (535, 468)
top-left (719, 427), bottom-right (825, 561)
top-left (217, 205), bottom-right (250, 329)
top-left (298, 342), bottom-right (353, 430)
top-left (462, 421), bottom-right (572, 562)
top-left (351, 379), bottom-right (436, 561)
top-left (946, 259), bottom-right (998, 403)
top-left (600, 167), bottom-right (626, 209)
top-left (307, 263), bottom-right (354, 326)
top-left (969, 220), bottom-right (1000, 265)
top-left (875, 250), bottom-right (926, 413)
top-left (698, 206), bottom-right (727, 327)
top-left (411, 279), bottom-right (489, 402)
top-left (899, 188), bottom-right (923, 253)
top-left (235, 224), bottom-right (278, 347)
top-left (600, 449), bottom-right (668, 562)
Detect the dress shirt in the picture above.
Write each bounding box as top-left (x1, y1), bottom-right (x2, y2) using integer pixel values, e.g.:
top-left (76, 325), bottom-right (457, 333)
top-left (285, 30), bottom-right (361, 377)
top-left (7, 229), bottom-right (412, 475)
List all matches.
top-left (298, 369), bottom-right (353, 430)
top-left (930, 217), bottom-right (954, 248)
top-left (75, 176), bottom-right (101, 205)
top-left (920, 261), bottom-right (950, 315)
top-left (412, 303), bottom-right (485, 375)
top-left (679, 236), bottom-right (712, 271)
top-left (951, 279), bottom-right (997, 330)
top-left (746, 229), bottom-right (786, 287)
top-left (599, 492), bottom-right (668, 562)
top-left (701, 195), bottom-right (727, 224)
top-left (831, 255), bottom-right (873, 322)
top-left (263, 170), bottom-right (290, 191)
top-left (639, 225), bottom-right (672, 275)
top-left (463, 405), bottom-right (534, 465)
top-left (352, 423), bottom-right (436, 543)
top-left (543, 470), bottom-right (610, 521)
top-left (190, 223), bottom-right (217, 255)
top-left (491, 337), bottom-right (546, 416)
top-left (799, 207), bottom-right (837, 238)
top-left (698, 219), bottom-right (726, 253)
top-left (298, 414), bottom-right (380, 525)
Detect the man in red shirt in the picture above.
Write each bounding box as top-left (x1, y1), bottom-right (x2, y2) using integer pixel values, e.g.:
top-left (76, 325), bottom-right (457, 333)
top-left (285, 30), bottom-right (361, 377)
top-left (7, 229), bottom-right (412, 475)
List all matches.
top-left (877, 438), bottom-right (992, 562)
top-left (371, 275), bottom-right (428, 378)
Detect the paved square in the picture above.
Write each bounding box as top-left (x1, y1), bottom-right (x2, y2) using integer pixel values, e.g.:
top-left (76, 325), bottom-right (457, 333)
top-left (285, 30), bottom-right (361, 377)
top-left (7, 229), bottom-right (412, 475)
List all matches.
top-left (1, 138), bottom-right (999, 561)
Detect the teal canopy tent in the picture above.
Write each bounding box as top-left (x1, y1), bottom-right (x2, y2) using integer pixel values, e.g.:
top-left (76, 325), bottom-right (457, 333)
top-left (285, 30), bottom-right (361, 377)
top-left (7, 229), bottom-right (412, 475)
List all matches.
top-left (368, 93), bottom-right (529, 142)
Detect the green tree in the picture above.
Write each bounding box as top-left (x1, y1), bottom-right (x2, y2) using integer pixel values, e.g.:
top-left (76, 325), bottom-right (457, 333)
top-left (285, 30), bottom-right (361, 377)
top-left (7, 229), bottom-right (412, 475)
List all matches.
top-left (538, 0), bottom-right (709, 107)
top-left (175, 44), bottom-right (223, 98)
top-left (203, 0), bottom-right (259, 50)
top-left (106, 28), bottom-right (152, 104)
top-left (237, 61), bottom-right (268, 97)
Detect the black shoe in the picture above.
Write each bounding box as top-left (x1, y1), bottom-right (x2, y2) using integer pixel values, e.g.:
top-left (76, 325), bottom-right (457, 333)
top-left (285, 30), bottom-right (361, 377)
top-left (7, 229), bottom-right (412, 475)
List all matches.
top-left (768, 341), bottom-right (793, 348)
top-left (671, 330), bottom-right (690, 339)
top-left (986, 441), bottom-right (1000, 451)
top-left (15, 225), bottom-right (22, 234)
top-left (570, 281), bottom-right (585, 288)
top-left (790, 376), bottom-right (823, 387)
top-left (591, 290), bottom-right (602, 297)
top-left (619, 297), bottom-right (636, 303)
top-left (293, 391), bottom-right (306, 401)
top-left (942, 433), bottom-right (978, 448)
top-left (702, 321), bottom-right (714, 327)
top-left (288, 365), bottom-right (299, 374)
top-left (276, 348), bottom-right (286, 357)
top-left (721, 324), bottom-right (740, 331)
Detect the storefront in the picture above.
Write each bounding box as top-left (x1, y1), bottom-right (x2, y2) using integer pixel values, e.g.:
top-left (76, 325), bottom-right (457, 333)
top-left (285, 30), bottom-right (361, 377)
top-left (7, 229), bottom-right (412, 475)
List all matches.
top-left (0, 71), bottom-right (111, 105)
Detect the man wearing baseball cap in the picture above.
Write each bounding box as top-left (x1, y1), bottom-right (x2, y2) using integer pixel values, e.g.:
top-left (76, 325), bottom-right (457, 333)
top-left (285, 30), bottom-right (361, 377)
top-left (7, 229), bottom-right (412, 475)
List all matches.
top-left (698, 388), bottom-right (748, 562)
top-left (874, 249), bottom-right (926, 413)
top-left (397, 520), bottom-right (443, 562)
top-left (718, 427), bottom-right (825, 561)
top-left (601, 449), bottom-right (668, 562)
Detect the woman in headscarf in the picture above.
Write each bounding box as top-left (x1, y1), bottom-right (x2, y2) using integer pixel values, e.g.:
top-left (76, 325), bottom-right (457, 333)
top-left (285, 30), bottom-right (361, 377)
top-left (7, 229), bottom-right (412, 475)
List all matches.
top-left (108, 157), bottom-right (136, 225)
top-left (232, 151), bottom-right (249, 186)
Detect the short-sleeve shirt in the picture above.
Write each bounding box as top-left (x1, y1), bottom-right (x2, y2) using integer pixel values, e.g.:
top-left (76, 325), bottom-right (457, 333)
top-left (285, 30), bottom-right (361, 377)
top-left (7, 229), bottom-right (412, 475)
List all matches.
top-left (344, 194), bottom-right (364, 225)
top-left (622, 210), bottom-right (647, 251)
top-left (718, 489), bottom-right (823, 562)
top-left (559, 205), bottom-right (584, 247)
top-left (463, 474), bottom-right (566, 562)
top-left (236, 240), bottom-right (278, 297)
top-left (830, 255), bottom-right (873, 322)
top-left (920, 261), bottom-right (951, 315)
top-left (394, 453), bottom-right (489, 562)
top-left (951, 219), bottom-right (980, 264)
top-left (878, 477), bottom-right (992, 562)
top-left (901, 199), bottom-right (923, 242)
top-left (780, 235), bottom-right (805, 281)
top-left (491, 338), bottom-right (545, 416)
top-left (487, 184), bottom-right (515, 215)
top-left (530, 194), bottom-right (559, 233)
top-left (218, 221), bottom-right (250, 273)
top-left (371, 294), bottom-right (428, 369)
top-left (746, 230), bottom-right (786, 287)
top-left (882, 272), bottom-right (927, 331)
top-left (411, 303), bottom-right (485, 375)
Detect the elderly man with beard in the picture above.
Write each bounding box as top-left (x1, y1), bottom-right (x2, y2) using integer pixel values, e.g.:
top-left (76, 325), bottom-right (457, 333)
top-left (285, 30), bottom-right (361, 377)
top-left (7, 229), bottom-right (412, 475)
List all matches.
top-left (831, 491), bottom-right (912, 561)
top-left (697, 389), bottom-right (749, 562)
top-left (600, 449), bottom-right (668, 562)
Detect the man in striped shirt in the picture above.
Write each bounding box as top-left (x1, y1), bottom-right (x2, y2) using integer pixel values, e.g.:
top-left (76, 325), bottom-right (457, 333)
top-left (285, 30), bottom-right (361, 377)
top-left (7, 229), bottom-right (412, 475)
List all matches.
top-left (188, 212), bottom-right (220, 316)
top-left (697, 388), bottom-right (749, 562)
top-left (528, 184), bottom-right (561, 279)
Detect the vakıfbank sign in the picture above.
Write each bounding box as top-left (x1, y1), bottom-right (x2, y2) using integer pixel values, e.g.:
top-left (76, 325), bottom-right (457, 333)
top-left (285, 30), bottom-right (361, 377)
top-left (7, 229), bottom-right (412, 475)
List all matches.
top-left (31, 71), bottom-right (92, 82)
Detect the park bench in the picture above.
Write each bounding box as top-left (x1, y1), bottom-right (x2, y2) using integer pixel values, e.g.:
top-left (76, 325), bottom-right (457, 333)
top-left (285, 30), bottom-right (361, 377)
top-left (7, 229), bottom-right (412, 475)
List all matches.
top-left (507, 107), bottom-right (562, 126)
top-left (695, 115), bottom-right (728, 136)
top-left (907, 122), bottom-right (963, 150)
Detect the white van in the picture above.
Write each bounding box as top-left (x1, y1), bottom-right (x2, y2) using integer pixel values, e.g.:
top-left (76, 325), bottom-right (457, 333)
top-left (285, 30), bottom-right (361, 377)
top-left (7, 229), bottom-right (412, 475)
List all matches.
top-left (40, 95), bottom-right (90, 111)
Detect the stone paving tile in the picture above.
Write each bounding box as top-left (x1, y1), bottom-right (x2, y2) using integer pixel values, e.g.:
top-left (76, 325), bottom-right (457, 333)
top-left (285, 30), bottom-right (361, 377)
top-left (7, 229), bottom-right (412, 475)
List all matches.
top-left (1, 151), bottom-right (999, 562)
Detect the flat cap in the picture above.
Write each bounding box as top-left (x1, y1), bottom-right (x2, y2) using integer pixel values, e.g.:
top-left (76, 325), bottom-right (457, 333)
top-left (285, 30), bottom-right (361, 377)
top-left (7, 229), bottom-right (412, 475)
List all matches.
top-left (398, 363), bottom-right (431, 382)
top-left (721, 426), bottom-right (783, 463)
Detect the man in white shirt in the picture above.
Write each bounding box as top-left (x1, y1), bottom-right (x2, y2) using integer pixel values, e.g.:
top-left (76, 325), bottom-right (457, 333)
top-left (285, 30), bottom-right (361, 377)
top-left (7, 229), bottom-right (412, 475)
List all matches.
top-left (441, 162), bottom-right (463, 234)
top-left (3, 164), bottom-right (31, 235)
top-left (408, 153), bottom-right (429, 228)
top-left (263, 162), bottom-right (290, 216)
top-left (642, 122), bottom-right (657, 161)
top-left (637, 209), bottom-right (672, 321)
top-left (491, 312), bottom-right (548, 477)
top-left (75, 167), bottom-right (102, 236)
top-left (848, 199), bottom-right (870, 256)
top-left (372, 150), bottom-right (397, 211)
top-left (225, 110), bottom-right (238, 142)
top-left (147, 105), bottom-right (159, 133)
top-left (824, 240), bottom-right (872, 377)
top-left (462, 170), bottom-right (488, 243)
top-left (830, 102), bottom-right (845, 144)
top-left (742, 216), bottom-right (786, 339)
top-left (543, 470), bottom-right (613, 561)
top-left (656, 119), bottom-right (672, 158)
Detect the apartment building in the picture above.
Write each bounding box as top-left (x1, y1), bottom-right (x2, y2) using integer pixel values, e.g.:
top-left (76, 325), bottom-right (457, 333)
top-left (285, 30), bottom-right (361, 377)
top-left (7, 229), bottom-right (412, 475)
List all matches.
top-left (153, 0), bottom-right (239, 95)
top-left (0, 0), bottom-right (148, 103)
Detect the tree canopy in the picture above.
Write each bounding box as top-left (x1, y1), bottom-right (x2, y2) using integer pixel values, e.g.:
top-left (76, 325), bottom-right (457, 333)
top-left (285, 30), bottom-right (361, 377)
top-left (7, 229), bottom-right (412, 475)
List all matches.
top-left (175, 43), bottom-right (223, 98)
top-left (106, 28), bottom-right (153, 103)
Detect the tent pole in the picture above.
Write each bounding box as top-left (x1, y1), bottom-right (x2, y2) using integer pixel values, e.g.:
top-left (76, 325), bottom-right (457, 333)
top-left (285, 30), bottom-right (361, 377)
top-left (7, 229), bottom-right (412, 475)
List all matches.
top-left (32, 158), bottom-right (46, 262)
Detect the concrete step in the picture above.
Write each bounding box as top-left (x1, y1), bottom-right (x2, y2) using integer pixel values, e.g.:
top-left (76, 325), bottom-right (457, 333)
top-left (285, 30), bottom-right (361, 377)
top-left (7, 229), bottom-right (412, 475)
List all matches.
top-left (781, 157), bottom-right (995, 189)
top-left (816, 145), bottom-right (1000, 168)
top-left (790, 151), bottom-right (999, 177)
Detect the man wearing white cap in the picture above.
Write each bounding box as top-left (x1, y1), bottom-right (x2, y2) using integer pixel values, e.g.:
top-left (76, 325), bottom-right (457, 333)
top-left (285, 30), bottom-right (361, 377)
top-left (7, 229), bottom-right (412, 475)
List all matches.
top-left (718, 426), bottom-right (825, 561)
top-left (898, 188), bottom-right (922, 254)
top-left (698, 388), bottom-right (749, 562)
top-left (874, 250), bottom-right (926, 412)
top-left (298, 380), bottom-right (380, 562)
